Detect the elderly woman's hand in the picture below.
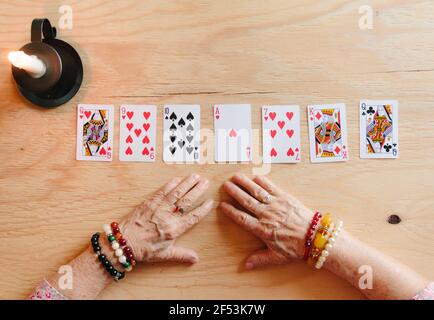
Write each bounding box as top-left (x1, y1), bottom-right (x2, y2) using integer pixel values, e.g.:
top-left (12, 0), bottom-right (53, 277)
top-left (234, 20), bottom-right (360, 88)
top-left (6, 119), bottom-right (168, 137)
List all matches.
top-left (119, 173), bottom-right (213, 264)
top-left (220, 174), bottom-right (314, 269)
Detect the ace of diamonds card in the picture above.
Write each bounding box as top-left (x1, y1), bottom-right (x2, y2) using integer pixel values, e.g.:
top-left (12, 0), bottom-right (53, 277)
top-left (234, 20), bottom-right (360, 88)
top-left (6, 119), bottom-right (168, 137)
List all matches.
top-left (76, 104), bottom-right (114, 161)
top-left (360, 100), bottom-right (399, 159)
top-left (119, 105), bottom-right (157, 162)
top-left (214, 104), bottom-right (252, 162)
top-left (307, 103), bottom-right (349, 163)
top-left (262, 105), bottom-right (301, 163)
top-left (163, 105), bottom-right (201, 163)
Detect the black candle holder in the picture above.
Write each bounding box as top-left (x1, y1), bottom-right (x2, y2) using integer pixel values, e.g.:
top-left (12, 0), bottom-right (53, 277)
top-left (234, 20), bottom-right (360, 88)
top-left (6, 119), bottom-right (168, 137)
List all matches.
top-left (11, 18), bottom-right (83, 108)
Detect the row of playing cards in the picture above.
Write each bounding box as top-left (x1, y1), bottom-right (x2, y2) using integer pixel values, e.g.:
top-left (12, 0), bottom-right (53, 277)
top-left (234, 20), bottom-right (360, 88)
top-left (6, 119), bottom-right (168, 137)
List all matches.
top-left (76, 101), bottom-right (398, 163)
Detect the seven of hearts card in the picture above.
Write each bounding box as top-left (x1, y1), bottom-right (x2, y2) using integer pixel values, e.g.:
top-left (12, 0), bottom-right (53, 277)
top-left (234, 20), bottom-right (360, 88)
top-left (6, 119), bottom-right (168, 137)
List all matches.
top-left (262, 105), bottom-right (301, 163)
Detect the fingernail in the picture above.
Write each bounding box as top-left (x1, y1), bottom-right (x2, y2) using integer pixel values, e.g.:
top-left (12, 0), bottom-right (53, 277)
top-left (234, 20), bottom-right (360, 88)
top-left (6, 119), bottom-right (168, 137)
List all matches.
top-left (192, 173), bottom-right (200, 179)
top-left (191, 256), bottom-right (199, 263)
top-left (205, 199), bottom-right (214, 208)
top-left (245, 262), bottom-right (254, 270)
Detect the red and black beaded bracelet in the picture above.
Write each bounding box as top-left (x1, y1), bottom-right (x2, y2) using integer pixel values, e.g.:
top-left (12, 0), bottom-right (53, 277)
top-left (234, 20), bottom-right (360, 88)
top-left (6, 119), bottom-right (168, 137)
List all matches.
top-left (103, 222), bottom-right (137, 271)
top-left (303, 212), bottom-right (322, 260)
top-left (91, 233), bottom-right (125, 281)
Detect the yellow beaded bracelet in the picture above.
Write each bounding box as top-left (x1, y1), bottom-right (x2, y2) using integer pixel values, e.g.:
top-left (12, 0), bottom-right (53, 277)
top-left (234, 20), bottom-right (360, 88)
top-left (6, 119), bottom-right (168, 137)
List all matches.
top-left (308, 213), bottom-right (332, 265)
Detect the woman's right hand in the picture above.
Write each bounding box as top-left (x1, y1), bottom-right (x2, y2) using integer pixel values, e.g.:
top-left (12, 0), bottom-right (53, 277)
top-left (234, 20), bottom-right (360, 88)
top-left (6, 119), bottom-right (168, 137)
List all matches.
top-left (220, 174), bottom-right (314, 269)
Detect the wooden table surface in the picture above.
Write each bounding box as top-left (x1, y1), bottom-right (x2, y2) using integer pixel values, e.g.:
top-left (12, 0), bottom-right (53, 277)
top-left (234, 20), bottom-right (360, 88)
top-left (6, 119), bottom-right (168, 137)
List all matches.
top-left (1, 0), bottom-right (433, 300)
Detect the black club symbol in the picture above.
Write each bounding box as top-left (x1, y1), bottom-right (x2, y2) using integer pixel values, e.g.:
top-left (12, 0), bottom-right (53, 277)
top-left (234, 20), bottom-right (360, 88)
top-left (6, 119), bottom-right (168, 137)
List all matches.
top-left (384, 144), bottom-right (392, 152)
top-left (367, 106), bottom-right (375, 115)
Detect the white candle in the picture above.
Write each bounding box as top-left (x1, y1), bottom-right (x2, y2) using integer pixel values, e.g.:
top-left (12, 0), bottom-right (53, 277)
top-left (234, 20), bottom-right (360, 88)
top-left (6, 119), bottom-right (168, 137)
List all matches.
top-left (8, 51), bottom-right (46, 78)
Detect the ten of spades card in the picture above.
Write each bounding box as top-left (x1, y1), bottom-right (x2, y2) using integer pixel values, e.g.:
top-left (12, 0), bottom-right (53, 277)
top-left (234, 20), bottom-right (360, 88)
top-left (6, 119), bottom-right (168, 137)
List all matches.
top-left (360, 100), bottom-right (399, 159)
top-left (76, 104), bottom-right (114, 161)
top-left (163, 105), bottom-right (200, 163)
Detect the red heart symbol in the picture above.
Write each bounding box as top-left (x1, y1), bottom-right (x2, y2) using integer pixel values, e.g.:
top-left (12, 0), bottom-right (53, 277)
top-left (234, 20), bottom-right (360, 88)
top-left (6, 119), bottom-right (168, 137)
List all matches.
top-left (295, 148), bottom-right (299, 152)
top-left (270, 148), bottom-right (278, 157)
top-left (143, 123), bottom-right (150, 131)
top-left (287, 148), bottom-right (295, 157)
top-left (99, 147), bottom-right (107, 155)
top-left (84, 111), bottom-right (91, 119)
top-left (108, 147), bottom-right (111, 151)
top-left (270, 130), bottom-right (277, 138)
top-left (269, 112), bottom-right (277, 121)
top-left (79, 115), bottom-right (83, 119)
top-left (216, 115), bottom-right (220, 120)
top-left (143, 112), bottom-right (150, 120)
top-left (142, 147), bottom-right (149, 156)
top-left (126, 135), bottom-right (133, 143)
top-left (229, 129), bottom-right (237, 138)
top-left (264, 116), bottom-right (268, 121)
top-left (127, 111), bottom-right (134, 119)
top-left (286, 112), bottom-right (294, 121)
top-left (278, 121), bottom-right (285, 129)
top-left (286, 129), bottom-right (294, 138)
top-left (122, 115), bottom-right (125, 119)
top-left (126, 123), bottom-right (134, 131)
top-left (125, 146), bottom-right (133, 155)
top-left (142, 136), bottom-right (150, 144)
top-left (134, 128), bottom-right (142, 137)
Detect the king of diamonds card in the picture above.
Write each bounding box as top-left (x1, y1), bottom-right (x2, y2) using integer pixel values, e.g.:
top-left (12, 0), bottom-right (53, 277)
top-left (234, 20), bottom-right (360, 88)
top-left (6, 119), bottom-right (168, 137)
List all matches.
top-left (307, 103), bottom-right (349, 163)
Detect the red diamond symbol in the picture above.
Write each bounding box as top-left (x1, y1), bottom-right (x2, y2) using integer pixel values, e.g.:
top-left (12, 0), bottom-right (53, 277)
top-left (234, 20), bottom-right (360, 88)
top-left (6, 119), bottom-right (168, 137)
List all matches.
top-left (334, 146), bottom-right (341, 154)
top-left (315, 112), bottom-right (322, 120)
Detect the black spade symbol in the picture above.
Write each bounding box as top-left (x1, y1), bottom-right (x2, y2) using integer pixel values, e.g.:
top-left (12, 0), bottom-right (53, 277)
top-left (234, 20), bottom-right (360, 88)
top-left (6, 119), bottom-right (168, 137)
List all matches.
top-left (165, 115), bottom-right (169, 120)
top-left (186, 112), bottom-right (194, 121)
top-left (170, 123), bottom-right (177, 131)
top-left (186, 123), bottom-right (194, 132)
top-left (170, 135), bottom-right (176, 143)
top-left (170, 112), bottom-right (177, 121)
top-left (178, 118), bottom-right (186, 127)
top-left (169, 146), bottom-right (177, 155)
top-left (178, 140), bottom-right (185, 148)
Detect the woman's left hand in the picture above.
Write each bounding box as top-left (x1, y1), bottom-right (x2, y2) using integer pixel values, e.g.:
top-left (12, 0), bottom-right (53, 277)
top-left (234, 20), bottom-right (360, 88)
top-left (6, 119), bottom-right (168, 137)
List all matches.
top-left (118, 173), bottom-right (213, 264)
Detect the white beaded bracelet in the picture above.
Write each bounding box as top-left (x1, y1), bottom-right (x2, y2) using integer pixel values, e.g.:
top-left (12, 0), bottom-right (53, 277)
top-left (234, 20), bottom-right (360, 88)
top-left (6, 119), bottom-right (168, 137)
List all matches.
top-left (315, 220), bottom-right (343, 269)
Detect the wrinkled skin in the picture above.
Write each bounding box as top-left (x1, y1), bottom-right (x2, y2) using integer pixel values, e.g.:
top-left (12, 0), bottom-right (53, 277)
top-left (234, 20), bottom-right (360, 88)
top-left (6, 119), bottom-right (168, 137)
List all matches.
top-left (220, 174), bottom-right (314, 269)
top-left (119, 174), bottom-right (213, 264)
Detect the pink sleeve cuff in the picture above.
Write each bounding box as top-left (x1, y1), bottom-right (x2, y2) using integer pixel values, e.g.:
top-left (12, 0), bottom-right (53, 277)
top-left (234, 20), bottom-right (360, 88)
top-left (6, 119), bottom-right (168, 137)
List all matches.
top-left (413, 282), bottom-right (434, 300)
top-left (28, 279), bottom-right (68, 300)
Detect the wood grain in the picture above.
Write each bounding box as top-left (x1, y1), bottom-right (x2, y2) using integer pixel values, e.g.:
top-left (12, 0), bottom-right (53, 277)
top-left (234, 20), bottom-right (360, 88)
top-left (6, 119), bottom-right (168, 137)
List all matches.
top-left (0, 0), bottom-right (433, 299)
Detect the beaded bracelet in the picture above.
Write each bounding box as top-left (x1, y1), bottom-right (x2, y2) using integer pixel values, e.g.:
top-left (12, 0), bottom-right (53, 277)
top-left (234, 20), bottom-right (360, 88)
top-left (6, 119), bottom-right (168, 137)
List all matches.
top-left (91, 233), bottom-right (125, 281)
top-left (103, 222), bottom-right (136, 271)
top-left (303, 212), bottom-right (322, 260)
top-left (315, 220), bottom-right (343, 269)
top-left (308, 213), bottom-right (332, 266)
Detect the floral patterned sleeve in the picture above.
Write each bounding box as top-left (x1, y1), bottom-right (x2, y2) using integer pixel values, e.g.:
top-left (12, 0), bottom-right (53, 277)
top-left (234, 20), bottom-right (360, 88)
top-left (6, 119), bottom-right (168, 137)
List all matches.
top-left (413, 282), bottom-right (434, 300)
top-left (28, 279), bottom-right (68, 300)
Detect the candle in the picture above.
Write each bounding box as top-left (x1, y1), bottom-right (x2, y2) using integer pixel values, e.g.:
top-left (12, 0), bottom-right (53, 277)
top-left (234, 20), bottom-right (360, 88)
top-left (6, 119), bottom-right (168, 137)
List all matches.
top-left (8, 51), bottom-right (46, 78)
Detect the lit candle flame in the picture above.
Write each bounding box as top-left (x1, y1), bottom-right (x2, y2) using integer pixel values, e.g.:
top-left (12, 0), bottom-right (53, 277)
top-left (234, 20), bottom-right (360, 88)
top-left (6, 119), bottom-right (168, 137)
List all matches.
top-left (8, 51), bottom-right (46, 78)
